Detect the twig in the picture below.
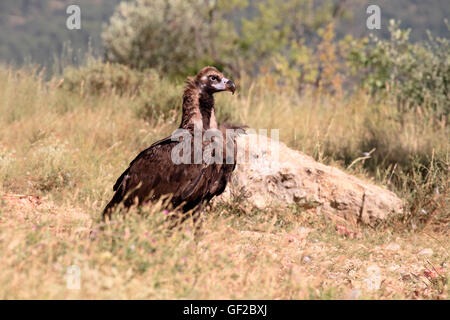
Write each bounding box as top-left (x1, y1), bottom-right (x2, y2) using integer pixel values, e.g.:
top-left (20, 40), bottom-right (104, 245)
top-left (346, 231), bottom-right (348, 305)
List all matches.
top-left (347, 148), bottom-right (376, 170)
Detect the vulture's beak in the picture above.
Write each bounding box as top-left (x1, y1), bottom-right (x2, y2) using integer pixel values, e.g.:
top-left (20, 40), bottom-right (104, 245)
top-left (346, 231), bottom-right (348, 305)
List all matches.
top-left (225, 79), bottom-right (236, 95)
top-left (212, 77), bottom-right (236, 94)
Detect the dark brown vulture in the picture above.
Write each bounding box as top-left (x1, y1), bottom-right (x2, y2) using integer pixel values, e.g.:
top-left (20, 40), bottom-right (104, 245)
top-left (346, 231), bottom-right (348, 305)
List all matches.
top-left (103, 66), bottom-right (241, 222)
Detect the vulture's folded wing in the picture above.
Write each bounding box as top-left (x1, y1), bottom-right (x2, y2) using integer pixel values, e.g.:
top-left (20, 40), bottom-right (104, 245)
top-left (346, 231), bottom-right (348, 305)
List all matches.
top-left (108, 136), bottom-right (210, 212)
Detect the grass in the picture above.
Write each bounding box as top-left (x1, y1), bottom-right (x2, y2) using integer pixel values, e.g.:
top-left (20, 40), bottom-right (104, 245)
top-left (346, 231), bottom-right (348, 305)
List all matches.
top-left (0, 64), bottom-right (448, 299)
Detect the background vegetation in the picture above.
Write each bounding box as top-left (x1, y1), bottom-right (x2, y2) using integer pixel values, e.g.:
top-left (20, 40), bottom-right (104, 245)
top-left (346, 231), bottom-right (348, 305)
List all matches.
top-left (0, 0), bottom-right (448, 299)
top-left (0, 0), bottom-right (122, 71)
top-left (2, 1), bottom-right (450, 71)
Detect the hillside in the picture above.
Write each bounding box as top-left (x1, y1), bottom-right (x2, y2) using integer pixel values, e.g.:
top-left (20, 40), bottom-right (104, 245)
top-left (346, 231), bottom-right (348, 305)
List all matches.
top-left (0, 64), bottom-right (447, 299)
top-left (338, 0), bottom-right (450, 40)
top-left (0, 0), bottom-right (449, 70)
top-left (0, 0), bottom-right (123, 69)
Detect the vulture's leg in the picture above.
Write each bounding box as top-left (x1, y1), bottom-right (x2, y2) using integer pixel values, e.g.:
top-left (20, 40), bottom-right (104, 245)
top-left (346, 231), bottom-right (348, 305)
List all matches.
top-left (167, 203), bottom-right (204, 231)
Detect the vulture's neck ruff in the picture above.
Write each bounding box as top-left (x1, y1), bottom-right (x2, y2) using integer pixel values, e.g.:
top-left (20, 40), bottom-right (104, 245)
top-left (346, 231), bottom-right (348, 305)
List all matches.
top-left (180, 78), bottom-right (217, 131)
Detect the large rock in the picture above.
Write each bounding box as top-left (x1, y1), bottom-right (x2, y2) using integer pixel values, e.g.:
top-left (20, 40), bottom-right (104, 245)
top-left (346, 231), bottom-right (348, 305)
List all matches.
top-left (217, 133), bottom-right (405, 226)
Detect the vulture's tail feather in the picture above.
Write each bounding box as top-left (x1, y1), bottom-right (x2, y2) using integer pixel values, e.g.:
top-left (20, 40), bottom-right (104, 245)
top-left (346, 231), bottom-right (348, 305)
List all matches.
top-left (102, 189), bottom-right (124, 221)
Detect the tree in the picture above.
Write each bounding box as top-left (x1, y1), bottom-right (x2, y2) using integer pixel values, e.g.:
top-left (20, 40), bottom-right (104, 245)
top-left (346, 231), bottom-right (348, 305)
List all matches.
top-left (348, 20), bottom-right (450, 117)
top-left (237, 0), bottom-right (348, 89)
top-left (102, 0), bottom-right (243, 77)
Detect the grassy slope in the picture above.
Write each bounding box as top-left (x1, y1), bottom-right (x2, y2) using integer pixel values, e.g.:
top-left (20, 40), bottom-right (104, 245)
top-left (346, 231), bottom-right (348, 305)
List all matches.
top-left (0, 66), bottom-right (448, 299)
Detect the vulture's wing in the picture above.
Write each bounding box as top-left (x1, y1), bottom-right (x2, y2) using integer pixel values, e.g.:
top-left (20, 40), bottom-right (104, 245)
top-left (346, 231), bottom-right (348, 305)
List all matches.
top-left (205, 124), bottom-right (243, 198)
top-left (112, 137), bottom-right (172, 192)
top-left (105, 136), bottom-right (210, 215)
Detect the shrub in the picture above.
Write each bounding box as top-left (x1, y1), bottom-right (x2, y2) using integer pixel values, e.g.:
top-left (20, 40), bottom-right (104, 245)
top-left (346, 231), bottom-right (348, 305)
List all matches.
top-left (101, 0), bottom-right (346, 81)
top-left (62, 60), bottom-right (180, 122)
top-left (349, 20), bottom-right (450, 117)
top-left (101, 0), bottom-right (238, 77)
top-left (62, 60), bottom-right (158, 96)
top-left (134, 77), bottom-right (182, 123)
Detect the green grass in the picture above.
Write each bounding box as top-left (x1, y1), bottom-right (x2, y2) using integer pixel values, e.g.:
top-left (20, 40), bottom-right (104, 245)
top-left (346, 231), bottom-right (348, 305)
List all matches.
top-left (0, 65), bottom-right (448, 299)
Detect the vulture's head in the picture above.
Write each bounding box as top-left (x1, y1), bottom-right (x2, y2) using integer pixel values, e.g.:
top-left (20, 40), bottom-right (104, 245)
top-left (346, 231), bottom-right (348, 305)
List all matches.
top-left (195, 66), bottom-right (236, 95)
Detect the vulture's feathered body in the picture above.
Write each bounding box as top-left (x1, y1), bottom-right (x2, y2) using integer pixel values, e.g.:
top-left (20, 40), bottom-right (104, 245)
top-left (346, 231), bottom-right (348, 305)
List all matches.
top-left (103, 67), bottom-right (240, 221)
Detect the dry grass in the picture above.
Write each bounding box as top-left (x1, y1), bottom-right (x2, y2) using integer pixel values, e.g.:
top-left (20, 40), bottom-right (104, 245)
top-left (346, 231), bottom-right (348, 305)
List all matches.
top-left (0, 194), bottom-right (447, 299)
top-left (0, 65), bottom-right (448, 299)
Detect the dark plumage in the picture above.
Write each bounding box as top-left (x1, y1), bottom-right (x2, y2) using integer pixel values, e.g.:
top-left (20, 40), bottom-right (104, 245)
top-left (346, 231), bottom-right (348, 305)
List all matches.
top-left (103, 67), bottom-right (241, 222)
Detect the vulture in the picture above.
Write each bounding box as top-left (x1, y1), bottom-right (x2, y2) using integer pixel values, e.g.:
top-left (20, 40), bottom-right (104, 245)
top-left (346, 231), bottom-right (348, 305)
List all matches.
top-left (103, 66), bottom-right (241, 223)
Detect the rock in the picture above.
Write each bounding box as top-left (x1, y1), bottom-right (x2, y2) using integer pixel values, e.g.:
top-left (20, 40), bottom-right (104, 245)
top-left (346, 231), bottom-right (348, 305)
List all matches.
top-left (418, 248), bottom-right (433, 256)
top-left (217, 133), bottom-right (405, 226)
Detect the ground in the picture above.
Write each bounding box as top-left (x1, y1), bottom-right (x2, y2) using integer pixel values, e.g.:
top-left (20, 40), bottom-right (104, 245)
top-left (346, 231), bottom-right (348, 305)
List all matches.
top-left (0, 193), bottom-right (447, 299)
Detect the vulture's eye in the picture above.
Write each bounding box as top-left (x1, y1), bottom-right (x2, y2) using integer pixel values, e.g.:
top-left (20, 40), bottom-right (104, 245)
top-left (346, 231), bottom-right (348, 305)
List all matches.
top-left (209, 75), bottom-right (219, 81)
